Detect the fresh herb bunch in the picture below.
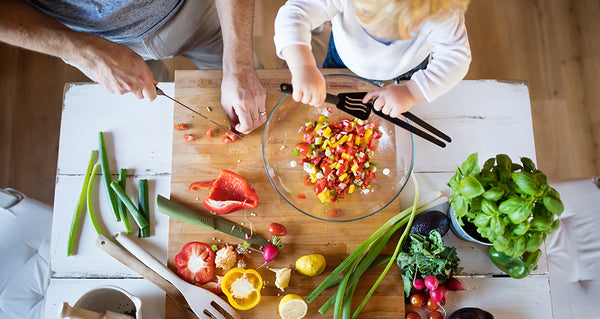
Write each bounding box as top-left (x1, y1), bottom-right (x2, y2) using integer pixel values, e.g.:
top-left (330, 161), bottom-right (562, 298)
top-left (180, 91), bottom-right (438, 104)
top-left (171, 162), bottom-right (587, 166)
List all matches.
top-left (396, 230), bottom-right (462, 296)
top-left (448, 153), bottom-right (564, 258)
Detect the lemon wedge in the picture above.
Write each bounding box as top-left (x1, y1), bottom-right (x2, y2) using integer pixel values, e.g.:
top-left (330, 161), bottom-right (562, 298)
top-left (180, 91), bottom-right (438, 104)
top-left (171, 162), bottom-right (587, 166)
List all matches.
top-left (278, 294), bottom-right (308, 319)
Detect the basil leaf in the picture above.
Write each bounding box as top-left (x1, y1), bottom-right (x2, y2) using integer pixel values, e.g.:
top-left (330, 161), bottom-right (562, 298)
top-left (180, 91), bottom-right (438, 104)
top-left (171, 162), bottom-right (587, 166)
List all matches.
top-left (448, 171), bottom-right (460, 189)
top-left (511, 163), bottom-right (523, 172)
top-left (458, 176), bottom-right (485, 199)
top-left (481, 198), bottom-right (498, 215)
top-left (474, 214), bottom-right (491, 228)
top-left (482, 157), bottom-right (495, 172)
top-left (512, 220), bottom-right (530, 236)
top-left (514, 236), bottom-right (527, 258)
top-left (493, 234), bottom-right (509, 252)
top-left (500, 197), bottom-right (533, 224)
top-left (547, 219), bottom-right (560, 233)
top-left (452, 195), bottom-right (468, 217)
top-left (521, 157), bottom-right (536, 173)
top-left (496, 154), bottom-right (512, 171)
top-left (482, 186), bottom-right (504, 201)
top-left (491, 216), bottom-right (506, 235)
top-left (459, 152), bottom-right (480, 177)
top-left (512, 172), bottom-right (539, 196)
top-left (543, 187), bottom-right (564, 216)
top-left (526, 232), bottom-right (545, 252)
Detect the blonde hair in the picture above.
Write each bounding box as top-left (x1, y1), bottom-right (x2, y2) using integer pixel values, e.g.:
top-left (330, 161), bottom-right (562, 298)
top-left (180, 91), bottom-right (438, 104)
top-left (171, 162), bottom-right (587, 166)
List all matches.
top-left (352, 0), bottom-right (470, 40)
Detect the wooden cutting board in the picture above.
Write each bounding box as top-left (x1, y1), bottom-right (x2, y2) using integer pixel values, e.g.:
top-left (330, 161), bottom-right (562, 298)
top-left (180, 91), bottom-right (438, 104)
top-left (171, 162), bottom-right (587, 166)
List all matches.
top-left (167, 70), bottom-right (405, 318)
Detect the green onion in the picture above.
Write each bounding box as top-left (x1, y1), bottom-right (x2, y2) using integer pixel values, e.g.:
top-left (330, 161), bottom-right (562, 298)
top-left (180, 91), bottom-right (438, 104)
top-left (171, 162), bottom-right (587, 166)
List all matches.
top-left (67, 150), bottom-right (97, 256)
top-left (99, 132), bottom-right (120, 221)
top-left (86, 163), bottom-right (105, 235)
top-left (118, 168), bottom-right (131, 234)
top-left (110, 181), bottom-right (149, 229)
top-left (137, 179), bottom-right (150, 238)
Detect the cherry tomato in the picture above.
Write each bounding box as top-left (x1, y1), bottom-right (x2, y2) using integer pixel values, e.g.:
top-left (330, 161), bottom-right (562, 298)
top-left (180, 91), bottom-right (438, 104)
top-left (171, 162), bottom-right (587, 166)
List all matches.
top-left (406, 311), bottom-right (421, 319)
top-left (303, 175), bottom-right (313, 186)
top-left (184, 134), bottom-right (195, 141)
top-left (174, 123), bottom-right (188, 131)
top-left (268, 223), bottom-right (287, 236)
top-left (221, 135), bottom-right (232, 144)
top-left (426, 297), bottom-right (439, 311)
top-left (296, 142), bottom-right (310, 157)
top-left (427, 311), bottom-right (443, 319)
top-left (328, 208), bottom-right (340, 217)
top-left (205, 128), bottom-right (213, 138)
top-left (409, 293), bottom-right (426, 308)
top-left (297, 193), bottom-right (306, 199)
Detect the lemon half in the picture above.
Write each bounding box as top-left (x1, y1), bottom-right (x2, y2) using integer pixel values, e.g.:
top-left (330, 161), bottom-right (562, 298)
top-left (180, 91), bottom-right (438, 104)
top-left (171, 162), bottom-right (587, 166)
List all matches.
top-left (278, 294), bottom-right (308, 319)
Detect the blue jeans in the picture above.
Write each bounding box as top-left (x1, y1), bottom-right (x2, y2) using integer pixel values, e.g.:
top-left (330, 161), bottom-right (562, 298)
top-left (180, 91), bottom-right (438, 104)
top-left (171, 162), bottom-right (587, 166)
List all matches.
top-left (322, 32), bottom-right (429, 83)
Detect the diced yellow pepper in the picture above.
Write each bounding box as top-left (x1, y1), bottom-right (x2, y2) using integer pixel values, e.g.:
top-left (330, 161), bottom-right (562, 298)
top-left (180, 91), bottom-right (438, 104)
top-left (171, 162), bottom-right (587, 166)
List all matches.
top-left (338, 172), bottom-right (348, 181)
top-left (335, 135), bottom-right (348, 146)
top-left (334, 162), bottom-right (342, 169)
top-left (310, 173), bottom-right (318, 183)
top-left (323, 126), bottom-right (332, 138)
top-left (355, 135), bottom-right (362, 145)
top-left (348, 184), bottom-right (356, 194)
top-left (341, 152), bottom-right (352, 161)
top-left (317, 190), bottom-right (331, 203)
top-left (364, 129), bottom-right (373, 142)
top-left (318, 115), bottom-right (326, 124)
top-left (351, 162), bottom-right (360, 174)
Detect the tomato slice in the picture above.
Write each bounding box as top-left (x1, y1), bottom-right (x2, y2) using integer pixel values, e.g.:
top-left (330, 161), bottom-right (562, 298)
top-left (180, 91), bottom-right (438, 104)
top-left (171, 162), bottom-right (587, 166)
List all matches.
top-left (296, 142), bottom-right (310, 157)
top-left (205, 128), bottom-right (213, 138)
top-left (184, 134), bottom-right (195, 141)
top-left (174, 242), bottom-right (215, 284)
top-left (174, 123), bottom-right (189, 131)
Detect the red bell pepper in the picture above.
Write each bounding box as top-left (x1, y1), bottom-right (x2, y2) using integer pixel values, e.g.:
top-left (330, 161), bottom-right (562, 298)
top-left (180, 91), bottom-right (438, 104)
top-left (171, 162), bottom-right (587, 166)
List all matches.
top-left (191, 169), bottom-right (259, 214)
top-left (174, 241), bottom-right (215, 285)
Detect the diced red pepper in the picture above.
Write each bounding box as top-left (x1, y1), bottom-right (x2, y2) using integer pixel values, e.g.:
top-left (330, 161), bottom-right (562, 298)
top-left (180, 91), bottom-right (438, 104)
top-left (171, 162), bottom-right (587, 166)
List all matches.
top-left (297, 193), bottom-right (306, 199)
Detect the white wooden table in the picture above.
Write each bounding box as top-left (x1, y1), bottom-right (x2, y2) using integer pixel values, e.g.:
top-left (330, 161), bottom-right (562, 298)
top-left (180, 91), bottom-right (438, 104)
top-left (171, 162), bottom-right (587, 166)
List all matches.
top-left (45, 80), bottom-right (553, 318)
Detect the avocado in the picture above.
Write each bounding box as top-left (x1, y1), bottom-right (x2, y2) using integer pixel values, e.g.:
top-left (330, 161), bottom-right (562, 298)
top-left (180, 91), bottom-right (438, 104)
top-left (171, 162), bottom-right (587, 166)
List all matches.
top-left (409, 210), bottom-right (450, 236)
top-left (448, 307), bottom-right (494, 319)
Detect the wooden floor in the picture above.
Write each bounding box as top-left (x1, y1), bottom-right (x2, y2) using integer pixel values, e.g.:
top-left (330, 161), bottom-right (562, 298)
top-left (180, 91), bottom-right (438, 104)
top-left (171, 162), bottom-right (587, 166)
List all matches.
top-left (1, 0), bottom-right (598, 205)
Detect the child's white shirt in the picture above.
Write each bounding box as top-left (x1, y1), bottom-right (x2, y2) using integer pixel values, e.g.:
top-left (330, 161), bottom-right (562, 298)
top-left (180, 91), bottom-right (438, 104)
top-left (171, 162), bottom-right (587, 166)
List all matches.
top-left (274, 0), bottom-right (472, 102)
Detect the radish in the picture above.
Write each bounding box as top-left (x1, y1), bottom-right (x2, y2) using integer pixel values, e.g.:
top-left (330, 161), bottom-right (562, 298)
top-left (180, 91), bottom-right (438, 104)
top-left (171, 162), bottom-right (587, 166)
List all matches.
top-left (424, 275), bottom-right (439, 290)
top-left (430, 285), bottom-right (447, 305)
top-left (413, 278), bottom-right (425, 290)
top-left (263, 244), bottom-right (278, 262)
top-left (445, 277), bottom-right (467, 291)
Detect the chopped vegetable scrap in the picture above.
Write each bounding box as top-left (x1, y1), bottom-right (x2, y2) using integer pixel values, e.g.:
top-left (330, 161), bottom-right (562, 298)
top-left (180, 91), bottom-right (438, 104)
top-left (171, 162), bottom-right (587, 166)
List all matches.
top-left (269, 267), bottom-right (292, 291)
top-left (205, 128), bottom-right (213, 138)
top-left (174, 123), bottom-right (189, 131)
top-left (215, 245), bottom-right (239, 271)
top-left (199, 275), bottom-right (223, 295)
top-left (293, 116), bottom-right (382, 204)
top-left (174, 241), bottom-right (215, 285)
top-left (222, 130), bottom-right (239, 144)
top-left (222, 268), bottom-right (263, 310)
top-left (189, 169), bottom-right (259, 214)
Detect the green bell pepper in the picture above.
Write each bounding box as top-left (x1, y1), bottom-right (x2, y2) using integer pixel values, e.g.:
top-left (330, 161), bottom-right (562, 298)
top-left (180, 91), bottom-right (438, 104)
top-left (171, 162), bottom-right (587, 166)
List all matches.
top-left (488, 246), bottom-right (541, 279)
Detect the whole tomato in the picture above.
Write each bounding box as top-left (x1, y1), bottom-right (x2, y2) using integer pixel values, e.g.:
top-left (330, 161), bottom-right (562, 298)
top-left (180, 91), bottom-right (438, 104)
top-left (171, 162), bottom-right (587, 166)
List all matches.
top-left (427, 311), bottom-right (443, 319)
top-left (406, 311), bottom-right (421, 319)
top-left (268, 223), bottom-right (287, 236)
top-left (426, 297), bottom-right (440, 311)
top-left (409, 293), bottom-right (426, 308)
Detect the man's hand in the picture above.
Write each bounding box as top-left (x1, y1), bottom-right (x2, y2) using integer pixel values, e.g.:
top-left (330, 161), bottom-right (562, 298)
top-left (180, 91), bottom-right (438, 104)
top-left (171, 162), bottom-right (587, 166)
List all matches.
top-left (83, 38), bottom-right (158, 101)
top-left (220, 67), bottom-right (267, 134)
top-left (363, 84), bottom-right (424, 118)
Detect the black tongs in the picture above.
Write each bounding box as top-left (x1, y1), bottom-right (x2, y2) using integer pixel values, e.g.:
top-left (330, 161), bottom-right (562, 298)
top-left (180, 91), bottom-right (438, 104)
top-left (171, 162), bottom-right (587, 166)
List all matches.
top-left (279, 83), bottom-right (451, 148)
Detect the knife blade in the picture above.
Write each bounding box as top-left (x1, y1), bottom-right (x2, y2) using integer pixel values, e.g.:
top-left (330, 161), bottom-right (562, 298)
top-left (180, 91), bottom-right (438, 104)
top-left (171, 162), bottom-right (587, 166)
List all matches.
top-left (156, 195), bottom-right (268, 247)
top-left (155, 86), bottom-right (246, 141)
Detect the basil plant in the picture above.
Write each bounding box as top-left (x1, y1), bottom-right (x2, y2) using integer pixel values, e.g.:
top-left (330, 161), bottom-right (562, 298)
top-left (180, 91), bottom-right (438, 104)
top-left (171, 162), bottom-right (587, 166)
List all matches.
top-left (448, 153), bottom-right (564, 258)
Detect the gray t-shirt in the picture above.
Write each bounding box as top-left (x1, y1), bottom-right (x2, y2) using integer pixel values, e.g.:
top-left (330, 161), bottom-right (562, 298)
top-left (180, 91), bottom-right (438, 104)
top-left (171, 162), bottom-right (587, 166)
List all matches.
top-left (26, 0), bottom-right (183, 43)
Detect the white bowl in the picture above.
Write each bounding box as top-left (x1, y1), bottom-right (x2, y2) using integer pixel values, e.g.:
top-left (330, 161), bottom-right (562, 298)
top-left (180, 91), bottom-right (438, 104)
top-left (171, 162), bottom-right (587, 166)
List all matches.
top-left (74, 285), bottom-right (142, 318)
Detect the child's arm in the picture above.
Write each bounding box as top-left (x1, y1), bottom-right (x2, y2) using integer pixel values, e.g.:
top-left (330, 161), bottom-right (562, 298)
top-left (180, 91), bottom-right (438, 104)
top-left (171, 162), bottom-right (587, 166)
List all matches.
top-left (282, 44), bottom-right (327, 106)
top-left (362, 82), bottom-right (425, 118)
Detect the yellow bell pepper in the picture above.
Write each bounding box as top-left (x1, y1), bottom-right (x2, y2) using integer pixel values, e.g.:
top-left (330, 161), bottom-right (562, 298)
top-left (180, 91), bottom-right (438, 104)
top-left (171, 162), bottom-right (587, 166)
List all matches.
top-left (222, 268), bottom-right (263, 310)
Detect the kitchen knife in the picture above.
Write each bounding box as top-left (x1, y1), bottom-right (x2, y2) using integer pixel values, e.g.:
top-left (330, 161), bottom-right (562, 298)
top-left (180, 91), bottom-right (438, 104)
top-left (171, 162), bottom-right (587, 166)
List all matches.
top-left (156, 195), bottom-right (268, 247)
top-left (155, 86), bottom-right (246, 141)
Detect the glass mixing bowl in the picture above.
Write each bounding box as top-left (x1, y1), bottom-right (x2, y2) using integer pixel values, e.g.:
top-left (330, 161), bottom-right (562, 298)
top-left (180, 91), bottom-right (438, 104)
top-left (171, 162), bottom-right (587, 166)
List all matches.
top-left (262, 74), bottom-right (414, 222)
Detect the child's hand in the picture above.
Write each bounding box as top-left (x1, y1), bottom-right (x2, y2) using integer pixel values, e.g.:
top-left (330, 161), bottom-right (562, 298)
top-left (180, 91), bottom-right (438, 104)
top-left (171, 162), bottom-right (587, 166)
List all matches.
top-left (282, 44), bottom-right (326, 106)
top-left (363, 84), bottom-right (423, 118)
top-left (290, 65), bottom-right (326, 106)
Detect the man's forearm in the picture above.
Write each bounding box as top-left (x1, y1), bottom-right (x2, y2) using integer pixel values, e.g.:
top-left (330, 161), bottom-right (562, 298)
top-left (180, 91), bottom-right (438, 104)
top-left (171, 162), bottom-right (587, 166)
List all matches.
top-left (0, 0), bottom-right (100, 68)
top-left (215, 0), bottom-right (255, 72)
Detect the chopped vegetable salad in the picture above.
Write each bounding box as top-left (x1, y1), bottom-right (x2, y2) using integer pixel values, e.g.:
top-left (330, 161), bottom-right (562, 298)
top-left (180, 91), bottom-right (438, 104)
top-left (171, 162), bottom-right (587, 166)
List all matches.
top-left (293, 116), bottom-right (382, 203)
